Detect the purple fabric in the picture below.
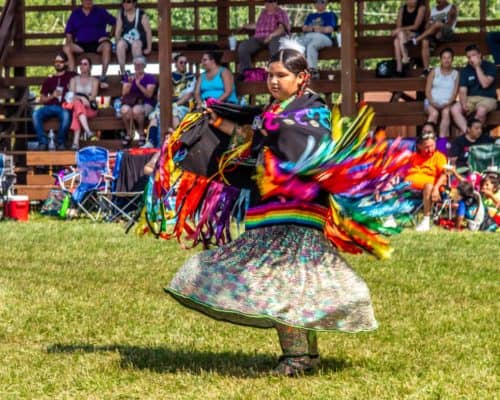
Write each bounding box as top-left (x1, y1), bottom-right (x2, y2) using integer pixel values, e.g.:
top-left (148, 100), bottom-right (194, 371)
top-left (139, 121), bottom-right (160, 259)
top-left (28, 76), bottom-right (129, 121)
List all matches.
top-left (65, 6), bottom-right (116, 44)
top-left (130, 73), bottom-right (157, 107)
top-left (436, 137), bottom-right (449, 156)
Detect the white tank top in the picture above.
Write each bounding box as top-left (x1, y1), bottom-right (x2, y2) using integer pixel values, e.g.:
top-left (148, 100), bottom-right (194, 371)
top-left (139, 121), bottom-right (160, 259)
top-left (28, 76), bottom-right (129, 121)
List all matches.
top-left (75, 76), bottom-right (93, 96)
top-left (430, 3), bottom-right (456, 28)
top-left (430, 67), bottom-right (458, 106)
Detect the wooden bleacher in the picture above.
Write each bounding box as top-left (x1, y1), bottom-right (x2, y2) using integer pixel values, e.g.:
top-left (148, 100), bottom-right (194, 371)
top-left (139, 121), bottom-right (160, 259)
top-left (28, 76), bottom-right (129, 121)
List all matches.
top-left (1, 0), bottom-right (499, 200)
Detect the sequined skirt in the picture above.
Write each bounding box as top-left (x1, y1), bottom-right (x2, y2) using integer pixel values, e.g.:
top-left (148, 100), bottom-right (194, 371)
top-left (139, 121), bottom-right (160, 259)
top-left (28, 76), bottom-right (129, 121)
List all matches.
top-left (165, 225), bottom-right (378, 332)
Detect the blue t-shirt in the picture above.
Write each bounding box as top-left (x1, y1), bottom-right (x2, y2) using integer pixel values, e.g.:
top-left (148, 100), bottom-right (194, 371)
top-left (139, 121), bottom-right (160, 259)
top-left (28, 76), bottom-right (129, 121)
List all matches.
top-left (459, 60), bottom-right (497, 99)
top-left (65, 6), bottom-right (116, 44)
top-left (304, 11), bottom-right (338, 38)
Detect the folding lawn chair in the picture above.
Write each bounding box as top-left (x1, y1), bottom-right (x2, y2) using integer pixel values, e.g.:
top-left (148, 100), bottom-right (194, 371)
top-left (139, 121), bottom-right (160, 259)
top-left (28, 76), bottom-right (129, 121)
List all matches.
top-left (97, 149), bottom-right (157, 223)
top-left (0, 153), bottom-right (16, 219)
top-left (55, 146), bottom-right (111, 220)
top-left (468, 142), bottom-right (500, 174)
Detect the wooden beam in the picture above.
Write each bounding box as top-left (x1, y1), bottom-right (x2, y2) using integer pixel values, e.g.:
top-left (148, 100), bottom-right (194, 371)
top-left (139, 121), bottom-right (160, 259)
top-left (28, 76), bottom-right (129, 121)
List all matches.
top-left (158, 0), bottom-right (173, 138)
top-left (340, 0), bottom-right (356, 116)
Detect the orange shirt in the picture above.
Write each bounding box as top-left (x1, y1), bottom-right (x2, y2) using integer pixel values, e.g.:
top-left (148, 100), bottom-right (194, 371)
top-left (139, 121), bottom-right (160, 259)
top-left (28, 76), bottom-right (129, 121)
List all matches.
top-left (405, 151), bottom-right (447, 190)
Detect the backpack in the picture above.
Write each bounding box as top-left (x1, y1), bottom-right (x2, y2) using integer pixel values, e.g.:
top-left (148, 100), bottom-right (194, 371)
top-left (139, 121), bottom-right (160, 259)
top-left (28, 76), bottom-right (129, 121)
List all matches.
top-left (376, 60), bottom-right (397, 78)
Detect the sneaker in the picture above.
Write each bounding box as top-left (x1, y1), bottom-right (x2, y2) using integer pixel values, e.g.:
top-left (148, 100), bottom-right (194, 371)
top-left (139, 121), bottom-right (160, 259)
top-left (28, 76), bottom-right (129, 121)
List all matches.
top-left (140, 141), bottom-right (154, 149)
top-left (383, 216), bottom-right (398, 228)
top-left (56, 144), bottom-right (67, 151)
top-left (99, 75), bottom-right (109, 89)
top-left (71, 143), bottom-right (79, 151)
top-left (271, 355), bottom-right (315, 377)
top-left (415, 218), bottom-right (431, 232)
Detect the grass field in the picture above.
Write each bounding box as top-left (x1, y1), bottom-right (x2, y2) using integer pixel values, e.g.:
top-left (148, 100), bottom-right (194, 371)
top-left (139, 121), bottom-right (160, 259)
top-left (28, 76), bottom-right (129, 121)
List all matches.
top-left (0, 218), bottom-right (498, 399)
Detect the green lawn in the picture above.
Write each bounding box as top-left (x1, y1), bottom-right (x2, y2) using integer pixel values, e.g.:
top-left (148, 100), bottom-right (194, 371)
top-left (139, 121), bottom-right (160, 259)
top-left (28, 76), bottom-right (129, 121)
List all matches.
top-left (0, 218), bottom-right (498, 399)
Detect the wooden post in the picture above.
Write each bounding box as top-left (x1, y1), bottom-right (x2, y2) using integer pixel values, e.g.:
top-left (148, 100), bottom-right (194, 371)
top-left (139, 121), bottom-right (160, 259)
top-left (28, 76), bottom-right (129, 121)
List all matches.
top-left (340, 0), bottom-right (356, 117)
top-left (479, 0), bottom-right (487, 34)
top-left (158, 0), bottom-right (173, 137)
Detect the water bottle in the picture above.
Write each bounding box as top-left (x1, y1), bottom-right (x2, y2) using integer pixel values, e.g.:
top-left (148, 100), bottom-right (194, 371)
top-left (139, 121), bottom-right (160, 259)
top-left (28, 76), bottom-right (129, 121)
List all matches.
top-left (113, 98), bottom-right (122, 118)
top-left (48, 129), bottom-right (56, 151)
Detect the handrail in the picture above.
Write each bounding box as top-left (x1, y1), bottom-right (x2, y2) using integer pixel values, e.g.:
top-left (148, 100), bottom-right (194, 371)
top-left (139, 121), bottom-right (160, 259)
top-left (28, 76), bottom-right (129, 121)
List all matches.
top-left (0, 0), bottom-right (18, 67)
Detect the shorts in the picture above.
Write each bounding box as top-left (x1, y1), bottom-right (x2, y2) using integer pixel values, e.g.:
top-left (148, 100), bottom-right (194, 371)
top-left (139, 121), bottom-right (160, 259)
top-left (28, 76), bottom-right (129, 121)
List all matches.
top-left (405, 174), bottom-right (436, 191)
top-left (122, 37), bottom-right (147, 51)
top-left (437, 25), bottom-right (455, 42)
top-left (76, 39), bottom-right (110, 53)
top-left (466, 96), bottom-right (498, 113)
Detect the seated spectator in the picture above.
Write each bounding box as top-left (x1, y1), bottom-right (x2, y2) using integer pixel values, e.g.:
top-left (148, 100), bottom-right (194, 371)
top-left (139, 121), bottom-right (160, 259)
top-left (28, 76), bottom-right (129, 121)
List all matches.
top-left (194, 51), bottom-right (238, 108)
top-left (120, 56), bottom-right (157, 146)
top-left (172, 54), bottom-right (196, 127)
top-left (405, 122), bottom-right (448, 231)
top-left (63, 0), bottom-right (116, 89)
top-left (68, 57), bottom-right (99, 150)
top-left (451, 44), bottom-right (497, 134)
top-left (448, 118), bottom-right (495, 169)
top-left (407, 0), bottom-right (457, 76)
top-left (455, 180), bottom-right (497, 231)
top-left (115, 0), bottom-right (152, 76)
top-left (237, 0), bottom-right (290, 73)
top-left (297, 0), bottom-right (338, 79)
top-left (480, 174), bottom-right (500, 223)
top-left (32, 52), bottom-right (77, 151)
top-left (392, 0), bottom-right (426, 76)
top-left (424, 48), bottom-right (458, 137)
top-left (486, 31), bottom-right (500, 66)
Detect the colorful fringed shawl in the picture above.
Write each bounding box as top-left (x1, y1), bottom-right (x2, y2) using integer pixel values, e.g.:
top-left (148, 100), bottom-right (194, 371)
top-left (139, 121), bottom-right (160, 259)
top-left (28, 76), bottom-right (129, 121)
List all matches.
top-left (137, 93), bottom-right (414, 259)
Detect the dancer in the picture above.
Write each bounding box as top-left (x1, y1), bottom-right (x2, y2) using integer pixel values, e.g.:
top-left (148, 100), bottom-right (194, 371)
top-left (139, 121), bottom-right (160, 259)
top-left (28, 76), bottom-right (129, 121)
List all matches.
top-left (145, 41), bottom-right (413, 376)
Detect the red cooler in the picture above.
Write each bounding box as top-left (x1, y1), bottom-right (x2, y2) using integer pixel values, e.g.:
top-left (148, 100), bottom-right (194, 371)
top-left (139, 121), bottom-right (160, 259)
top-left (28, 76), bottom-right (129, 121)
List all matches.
top-left (5, 195), bottom-right (30, 221)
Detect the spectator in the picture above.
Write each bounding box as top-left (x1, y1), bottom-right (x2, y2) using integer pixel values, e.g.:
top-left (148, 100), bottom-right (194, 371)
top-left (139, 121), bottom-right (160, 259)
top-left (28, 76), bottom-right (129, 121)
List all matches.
top-left (392, 0), bottom-right (426, 76)
top-left (32, 52), bottom-right (76, 151)
top-left (194, 51), bottom-right (238, 108)
top-left (480, 174), bottom-right (500, 223)
top-left (405, 122), bottom-right (448, 231)
top-left (448, 118), bottom-right (495, 169)
top-left (237, 0), bottom-right (290, 73)
top-left (451, 44), bottom-right (497, 134)
top-left (455, 180), bottom-right (497, 231)
top-left (407, 0), bottom-right (457, 76)
top-left (120, 56), bottom-right (157, 146)
top-left (115, 0), bottom-right (152, 76)
top-left (68, 56), bottom-right (99, 150)
top-left (486, 31), bottom-right (500, 66)
top-left (63, 0), bottom-right (116, 89)
top-left (172, 54), bottom-right (196, 127)
top-left (298, 0), bottom-right (338, 79)
top-left (424, 47), bottom-right (458, 137)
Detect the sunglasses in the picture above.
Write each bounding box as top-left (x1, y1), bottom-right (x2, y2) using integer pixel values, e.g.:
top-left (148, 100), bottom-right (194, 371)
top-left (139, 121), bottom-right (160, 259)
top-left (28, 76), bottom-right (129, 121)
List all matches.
top-left (80, 61), bottom-right (89, 66)
top-left (178, 60), bottom-right (187, 65)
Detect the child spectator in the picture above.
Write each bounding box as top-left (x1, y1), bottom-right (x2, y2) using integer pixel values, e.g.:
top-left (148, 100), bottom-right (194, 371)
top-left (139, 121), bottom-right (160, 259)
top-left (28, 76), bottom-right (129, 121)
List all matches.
top-left (237, 0), bottom-right (290, 73)
top-left (424, 47), bottom-right (458, 137)
top-left (448, 118), bottom-right (495, 169)
top-left (115, 0), bottom-right (153, 76)
top-left (455, 180), bottom-right (497, 231)
top-left (451, 44), bottom-right (498, 134)
top-left (63, 0), bottom-right (116, 89)
top-left (298, 0), bottom-right (338, 79)
top-left (407, 0), bottom-right (457, 76)
top-left (480, 174), bottom-right (500, 224)
top-left (392, 0), bottom-right (426, 76)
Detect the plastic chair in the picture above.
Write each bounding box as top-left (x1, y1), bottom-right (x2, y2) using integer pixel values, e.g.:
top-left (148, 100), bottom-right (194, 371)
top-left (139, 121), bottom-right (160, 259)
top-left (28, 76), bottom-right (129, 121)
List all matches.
top-left (0, 153), bottom-right (16, 219)
top-left (55, 146), bottom-right (110, 220)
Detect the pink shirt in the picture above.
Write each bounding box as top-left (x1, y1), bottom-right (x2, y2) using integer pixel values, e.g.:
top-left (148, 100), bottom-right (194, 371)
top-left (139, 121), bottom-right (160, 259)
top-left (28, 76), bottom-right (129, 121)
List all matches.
top-left (254, 8), bottom-right (290, 39)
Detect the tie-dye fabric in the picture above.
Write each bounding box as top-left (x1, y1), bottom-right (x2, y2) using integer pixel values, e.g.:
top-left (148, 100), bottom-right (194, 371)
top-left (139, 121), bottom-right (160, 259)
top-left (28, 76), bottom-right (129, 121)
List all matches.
top-left (166, 224), bottom-right (378, 332)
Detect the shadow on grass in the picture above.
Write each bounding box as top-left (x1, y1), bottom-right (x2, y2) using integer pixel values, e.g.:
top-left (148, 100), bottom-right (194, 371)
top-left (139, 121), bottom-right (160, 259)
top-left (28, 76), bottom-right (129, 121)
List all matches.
top-left (46, 343), bottom-right (351, 377)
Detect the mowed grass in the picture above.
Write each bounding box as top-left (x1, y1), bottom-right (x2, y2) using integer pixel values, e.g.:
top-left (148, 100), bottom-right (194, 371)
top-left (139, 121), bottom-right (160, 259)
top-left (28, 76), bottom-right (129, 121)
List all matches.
top-left (0, 218), bottom-right (498, 399)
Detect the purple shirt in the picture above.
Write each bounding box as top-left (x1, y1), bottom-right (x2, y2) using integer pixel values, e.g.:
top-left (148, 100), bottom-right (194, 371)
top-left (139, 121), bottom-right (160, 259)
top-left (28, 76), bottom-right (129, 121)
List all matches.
top-left (65, 6), bottom-right (116, 44)
top-left (254, 8), bottom-right (290, 39)
top-left (41, 71), bottom-right (77, 106)
top-left (130, 73), bottom-right (157, 106)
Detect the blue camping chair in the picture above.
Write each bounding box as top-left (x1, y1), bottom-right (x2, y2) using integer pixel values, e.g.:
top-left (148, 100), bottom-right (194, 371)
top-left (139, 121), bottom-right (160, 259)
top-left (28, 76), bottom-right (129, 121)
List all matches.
top-left (55, 146), bottom-right (110, 220)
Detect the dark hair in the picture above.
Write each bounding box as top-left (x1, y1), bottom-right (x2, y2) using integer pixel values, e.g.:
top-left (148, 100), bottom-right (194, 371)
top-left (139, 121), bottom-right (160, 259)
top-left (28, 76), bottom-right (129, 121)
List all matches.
top-left (457, 181), bottom-right (475, 201)
top-left (269, 49), bottom-right (308, 76)
top-left (439, 47), bottom-right (454, 58)
top-left (482, 174), bottom-right (499, 191)
top-left (174, 53), bottom-right (186, 62)
top-left (416, 121), bottom-right (437, 143)
top-left (467, 118), bottom-right (482, 128)
top-left (55, 51), bottom-right (68, 63)
top-left (79, 56), bottom-right (92, 69)
top-left (204, 51), bottom-right (223, 65)
top-left (465, 44), bottom-right (481, 54)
